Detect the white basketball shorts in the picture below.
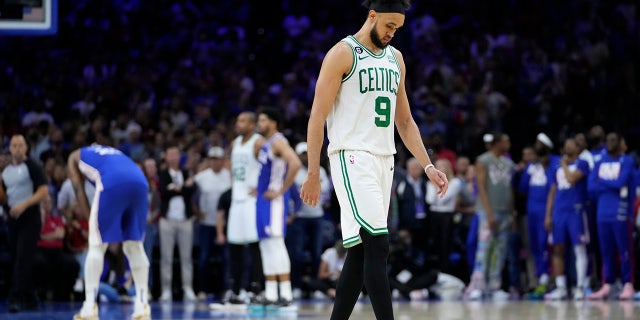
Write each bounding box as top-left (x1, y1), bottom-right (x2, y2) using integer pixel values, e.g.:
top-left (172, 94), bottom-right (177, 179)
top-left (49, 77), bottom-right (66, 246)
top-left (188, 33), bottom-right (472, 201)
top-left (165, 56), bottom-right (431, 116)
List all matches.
top-left (329, 150), bottom-right (393, 247)
top-left (227, 197), bottom-right (259, 244)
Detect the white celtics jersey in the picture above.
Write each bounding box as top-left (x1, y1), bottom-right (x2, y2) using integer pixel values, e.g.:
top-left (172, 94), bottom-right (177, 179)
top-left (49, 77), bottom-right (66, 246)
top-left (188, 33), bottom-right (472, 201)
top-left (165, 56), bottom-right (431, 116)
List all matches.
top-left (231, 133), bottom-right (261, 201)
top-left (326, 35), bottom-right (401, 156)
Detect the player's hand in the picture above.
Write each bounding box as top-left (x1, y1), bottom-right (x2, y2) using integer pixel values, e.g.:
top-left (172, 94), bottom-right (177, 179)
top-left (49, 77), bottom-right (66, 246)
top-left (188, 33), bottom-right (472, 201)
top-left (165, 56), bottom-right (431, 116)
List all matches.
top-left (425, 166), bottom-right (449, 198)
top-left (9, 202), bottom-right (27, 218)
top-left (248, 188), bottom-right (257, 197)
top-left (544, 216), bottom-right (552, 232)
top-left (300, 173), bottom-right (321, 208)
top-left (216, 233), bottom-right (226, 245)
top-left (487, 214), bottom-right (498, 232)
top-left (263, 190), bottom-right (280, 200)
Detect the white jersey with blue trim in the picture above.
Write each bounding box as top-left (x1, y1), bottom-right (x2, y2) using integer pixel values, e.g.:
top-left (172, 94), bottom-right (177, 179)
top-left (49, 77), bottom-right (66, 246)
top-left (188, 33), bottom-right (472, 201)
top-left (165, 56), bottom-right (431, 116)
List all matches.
top-left (326, 35), bottom-right (401, 156)
top-left (257, 133), bottom-right (287, 194)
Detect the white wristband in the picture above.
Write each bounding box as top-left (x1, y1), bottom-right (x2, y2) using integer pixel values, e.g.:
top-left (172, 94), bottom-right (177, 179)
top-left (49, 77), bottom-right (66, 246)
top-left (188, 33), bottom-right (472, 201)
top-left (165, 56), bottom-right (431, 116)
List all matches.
top-left (424, 164), bottom-right (435, 173)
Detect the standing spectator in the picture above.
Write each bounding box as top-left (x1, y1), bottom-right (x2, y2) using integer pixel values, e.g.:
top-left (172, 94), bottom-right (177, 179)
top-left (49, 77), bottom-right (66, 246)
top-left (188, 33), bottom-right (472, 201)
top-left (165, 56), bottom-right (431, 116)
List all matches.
top-left (255, 108), bottom-right (302, 307)
top-left (0, 134), bottom-right (49, 312)
top-left (395, 158), bottom-right (429, 265)
top-left (426, 158), bottom-right (462, 272)
top-left (158, 146), bottom-right (197, 302)
top-left (587, 132), bottom-right (635, 300)
top-left (544, 138), bottom-right (590, 300)
top-left (193, 146), bottom-right (231, 299)
top-left (466, 133), bottom-right (514, 300)
top-left (141, 157), bottom-right (161, 296)
top-left (517, 133), bottom-right (557, 298)
top-left (287, 142), bottom-right (331, 299)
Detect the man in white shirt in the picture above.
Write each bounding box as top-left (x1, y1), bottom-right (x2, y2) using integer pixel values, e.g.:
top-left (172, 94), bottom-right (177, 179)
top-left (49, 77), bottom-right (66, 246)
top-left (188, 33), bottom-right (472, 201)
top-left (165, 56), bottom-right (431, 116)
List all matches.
top-left (158, 146), bottom-right (197, 302)
top-left (193, 146), bottom-right (231, 300)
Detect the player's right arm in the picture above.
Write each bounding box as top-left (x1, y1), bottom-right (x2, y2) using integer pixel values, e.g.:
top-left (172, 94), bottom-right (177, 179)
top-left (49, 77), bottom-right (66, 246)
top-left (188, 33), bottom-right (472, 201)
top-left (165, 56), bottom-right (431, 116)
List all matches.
top-left (67, 149), bottom-right (91, 218)
top-left (475, 159), bottom-right (496, 231)
top-left (544, 183), bottom-right (557, 232)
top-left (301, 42), bottom-right (352, 208)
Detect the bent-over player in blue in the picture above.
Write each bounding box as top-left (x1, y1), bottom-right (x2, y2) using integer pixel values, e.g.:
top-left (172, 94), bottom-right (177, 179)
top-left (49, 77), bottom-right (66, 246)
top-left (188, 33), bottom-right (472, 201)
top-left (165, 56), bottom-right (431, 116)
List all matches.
top-left (69, 145), bottom-right (151, 320)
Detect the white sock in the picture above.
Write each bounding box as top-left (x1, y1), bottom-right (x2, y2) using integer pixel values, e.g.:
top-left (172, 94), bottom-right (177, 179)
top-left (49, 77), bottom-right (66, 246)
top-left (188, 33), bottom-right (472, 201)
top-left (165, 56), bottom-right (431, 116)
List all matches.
top-left (122, 241), bottom-right (150, 305)
top-left (84, 244), bottom-right (108, 304)
top-left (131, 267), bottom-right (149, 305)
top-left (265, 280), bottom-right (278, 302)
top-left (556, 276), bottom-right (567, 289)
top-left (574, 245), bottom-right (587, 288)
top-left (539, 274), bottom-right (549, 286)
top-left (279, 280), bottom-right (292, 301)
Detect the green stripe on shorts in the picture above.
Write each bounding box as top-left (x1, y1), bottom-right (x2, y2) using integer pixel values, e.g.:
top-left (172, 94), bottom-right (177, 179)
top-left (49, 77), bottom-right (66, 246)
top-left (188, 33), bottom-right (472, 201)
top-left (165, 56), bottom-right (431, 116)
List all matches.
top-left (339, 151), bottom-right (388, 235)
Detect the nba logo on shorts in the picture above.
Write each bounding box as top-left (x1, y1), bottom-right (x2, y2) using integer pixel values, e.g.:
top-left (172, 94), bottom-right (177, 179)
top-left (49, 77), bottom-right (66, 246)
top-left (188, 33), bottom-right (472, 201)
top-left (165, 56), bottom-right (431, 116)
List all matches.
top-left (349, 154), bottom-right (355, 164)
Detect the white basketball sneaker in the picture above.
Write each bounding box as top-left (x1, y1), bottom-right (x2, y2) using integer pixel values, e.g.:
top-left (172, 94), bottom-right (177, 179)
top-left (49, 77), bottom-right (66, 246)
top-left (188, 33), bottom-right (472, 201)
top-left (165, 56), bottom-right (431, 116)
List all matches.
top-left (73, 301), bottom-right (99, 320)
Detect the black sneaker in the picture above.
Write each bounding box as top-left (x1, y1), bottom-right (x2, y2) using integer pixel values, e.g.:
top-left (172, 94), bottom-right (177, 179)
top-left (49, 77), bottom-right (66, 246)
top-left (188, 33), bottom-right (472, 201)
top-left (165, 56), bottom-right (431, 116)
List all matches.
top-left (8, 300), bottom-right (21, 313)
top-left (277, 299), bottom-right (298, 312)
top-left (228, 295), bottom-right (245, 305)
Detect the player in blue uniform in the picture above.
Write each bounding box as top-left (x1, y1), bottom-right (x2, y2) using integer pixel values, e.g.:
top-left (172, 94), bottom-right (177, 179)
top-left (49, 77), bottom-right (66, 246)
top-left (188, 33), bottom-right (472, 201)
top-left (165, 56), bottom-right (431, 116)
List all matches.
top-left (69, 145), bottom-right (151, 320)
top-left (518, 133), bottom-right (558, 297)
top-left (587, 132), bottom-right (636, 300)
top-left (544, 138), bottom-right (590, 300)
top-left (255, 108), bottom-right (302, 307)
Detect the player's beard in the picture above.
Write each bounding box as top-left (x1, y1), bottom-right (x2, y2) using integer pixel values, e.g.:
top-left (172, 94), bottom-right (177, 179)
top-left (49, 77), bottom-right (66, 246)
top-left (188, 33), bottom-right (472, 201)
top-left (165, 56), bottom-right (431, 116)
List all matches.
top-left (370, 25), bottom-right (388, 49)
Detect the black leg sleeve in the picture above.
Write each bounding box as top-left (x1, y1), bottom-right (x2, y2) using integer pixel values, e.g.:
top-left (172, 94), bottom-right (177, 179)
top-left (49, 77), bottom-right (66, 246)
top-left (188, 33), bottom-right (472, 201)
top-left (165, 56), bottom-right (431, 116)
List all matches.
top-left (362, 231), bottom-right (394, 320)
top-left (228, 244), bottom-right (244, 295)
top-left (329, 242), bottom-right (364, 320)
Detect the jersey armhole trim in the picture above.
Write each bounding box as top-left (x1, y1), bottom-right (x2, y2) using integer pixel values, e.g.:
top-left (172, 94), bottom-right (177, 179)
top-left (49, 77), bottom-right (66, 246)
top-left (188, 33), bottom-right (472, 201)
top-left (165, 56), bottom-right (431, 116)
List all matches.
top-left (389, 46), bottom-right (402, 81)
top-left (340, 39), bottom-right (357, 83)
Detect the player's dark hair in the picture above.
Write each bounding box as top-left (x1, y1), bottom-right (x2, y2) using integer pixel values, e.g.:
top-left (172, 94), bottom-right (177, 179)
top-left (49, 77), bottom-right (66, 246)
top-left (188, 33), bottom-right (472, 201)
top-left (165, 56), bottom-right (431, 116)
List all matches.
top-left (362, 0), bottom-right (411, 11)
top-left (258, 106), bottom-right (283, 127)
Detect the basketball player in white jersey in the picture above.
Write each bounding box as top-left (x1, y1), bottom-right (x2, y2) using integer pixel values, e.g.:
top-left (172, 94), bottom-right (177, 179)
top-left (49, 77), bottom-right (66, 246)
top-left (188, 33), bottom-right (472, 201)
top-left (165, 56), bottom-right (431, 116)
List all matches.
top-left (300, 1), bottom-right (449, 319)
top-left (220, 112), bottom-right (264, 303)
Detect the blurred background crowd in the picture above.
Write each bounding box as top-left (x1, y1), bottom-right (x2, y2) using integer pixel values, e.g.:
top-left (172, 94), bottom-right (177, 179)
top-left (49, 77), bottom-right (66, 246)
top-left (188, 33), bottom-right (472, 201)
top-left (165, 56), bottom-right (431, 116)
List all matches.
top-left (0, 0), bottom-right (639, 304)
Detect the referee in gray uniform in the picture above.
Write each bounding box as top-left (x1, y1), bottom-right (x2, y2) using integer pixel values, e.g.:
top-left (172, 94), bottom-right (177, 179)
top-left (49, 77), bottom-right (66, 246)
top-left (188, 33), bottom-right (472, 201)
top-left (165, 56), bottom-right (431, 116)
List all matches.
top-left (0, 135), bottom-right (49, 313)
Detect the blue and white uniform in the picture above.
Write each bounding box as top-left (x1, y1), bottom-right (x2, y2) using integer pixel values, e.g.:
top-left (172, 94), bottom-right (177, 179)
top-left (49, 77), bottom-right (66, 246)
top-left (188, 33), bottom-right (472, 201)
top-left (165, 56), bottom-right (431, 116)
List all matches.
top-left (518, 157), bottom-right (557, 278)
top-left (256, 133), bottom-right (290, 239)
top-left (587, 153), bottom-right (635, 284)
top-left (549, 158), bottom-right (590, 245)
top-left (79, 145), bottom-right (149, 245)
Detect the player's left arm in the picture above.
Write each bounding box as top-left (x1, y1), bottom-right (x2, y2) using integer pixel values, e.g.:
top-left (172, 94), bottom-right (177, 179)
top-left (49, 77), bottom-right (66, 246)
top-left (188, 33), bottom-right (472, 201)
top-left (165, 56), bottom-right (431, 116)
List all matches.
top-left (273, 139), bottom-right (302, 197)
top-left (599, 157), bottom-right (634, 189)
top-left (393, 48), bottom-right (448, 197)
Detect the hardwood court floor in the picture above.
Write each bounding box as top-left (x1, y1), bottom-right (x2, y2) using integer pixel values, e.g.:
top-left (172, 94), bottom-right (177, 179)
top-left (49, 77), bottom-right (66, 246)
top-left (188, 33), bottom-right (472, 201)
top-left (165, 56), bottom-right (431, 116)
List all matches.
top-left (1, 299), bottom-right (638, 319)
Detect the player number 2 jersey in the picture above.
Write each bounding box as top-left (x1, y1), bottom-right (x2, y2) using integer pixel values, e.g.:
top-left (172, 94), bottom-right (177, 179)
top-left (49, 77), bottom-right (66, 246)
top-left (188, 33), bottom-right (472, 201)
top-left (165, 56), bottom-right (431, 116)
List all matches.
top-left (326, 35), bottom-right (401, 156)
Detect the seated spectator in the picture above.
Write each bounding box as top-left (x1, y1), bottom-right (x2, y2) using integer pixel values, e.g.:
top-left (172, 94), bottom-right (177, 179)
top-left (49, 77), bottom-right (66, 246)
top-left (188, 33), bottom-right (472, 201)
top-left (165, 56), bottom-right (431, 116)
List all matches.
top-left (98, 243), bottom-right (136, 303)
top-left (388, 231), bottom-right (464, 301)
top-left (33, 196), bottom-right (80, 301)
top-left (66, 204), bottom-right (89, 294)
top-left (304, 240), bottom-right (346, 299)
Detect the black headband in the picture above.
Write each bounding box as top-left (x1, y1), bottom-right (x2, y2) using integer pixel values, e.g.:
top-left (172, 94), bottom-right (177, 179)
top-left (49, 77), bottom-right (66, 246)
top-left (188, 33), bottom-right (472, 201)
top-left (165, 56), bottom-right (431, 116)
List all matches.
top-left (369, 2), bottom-right (406, 14)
